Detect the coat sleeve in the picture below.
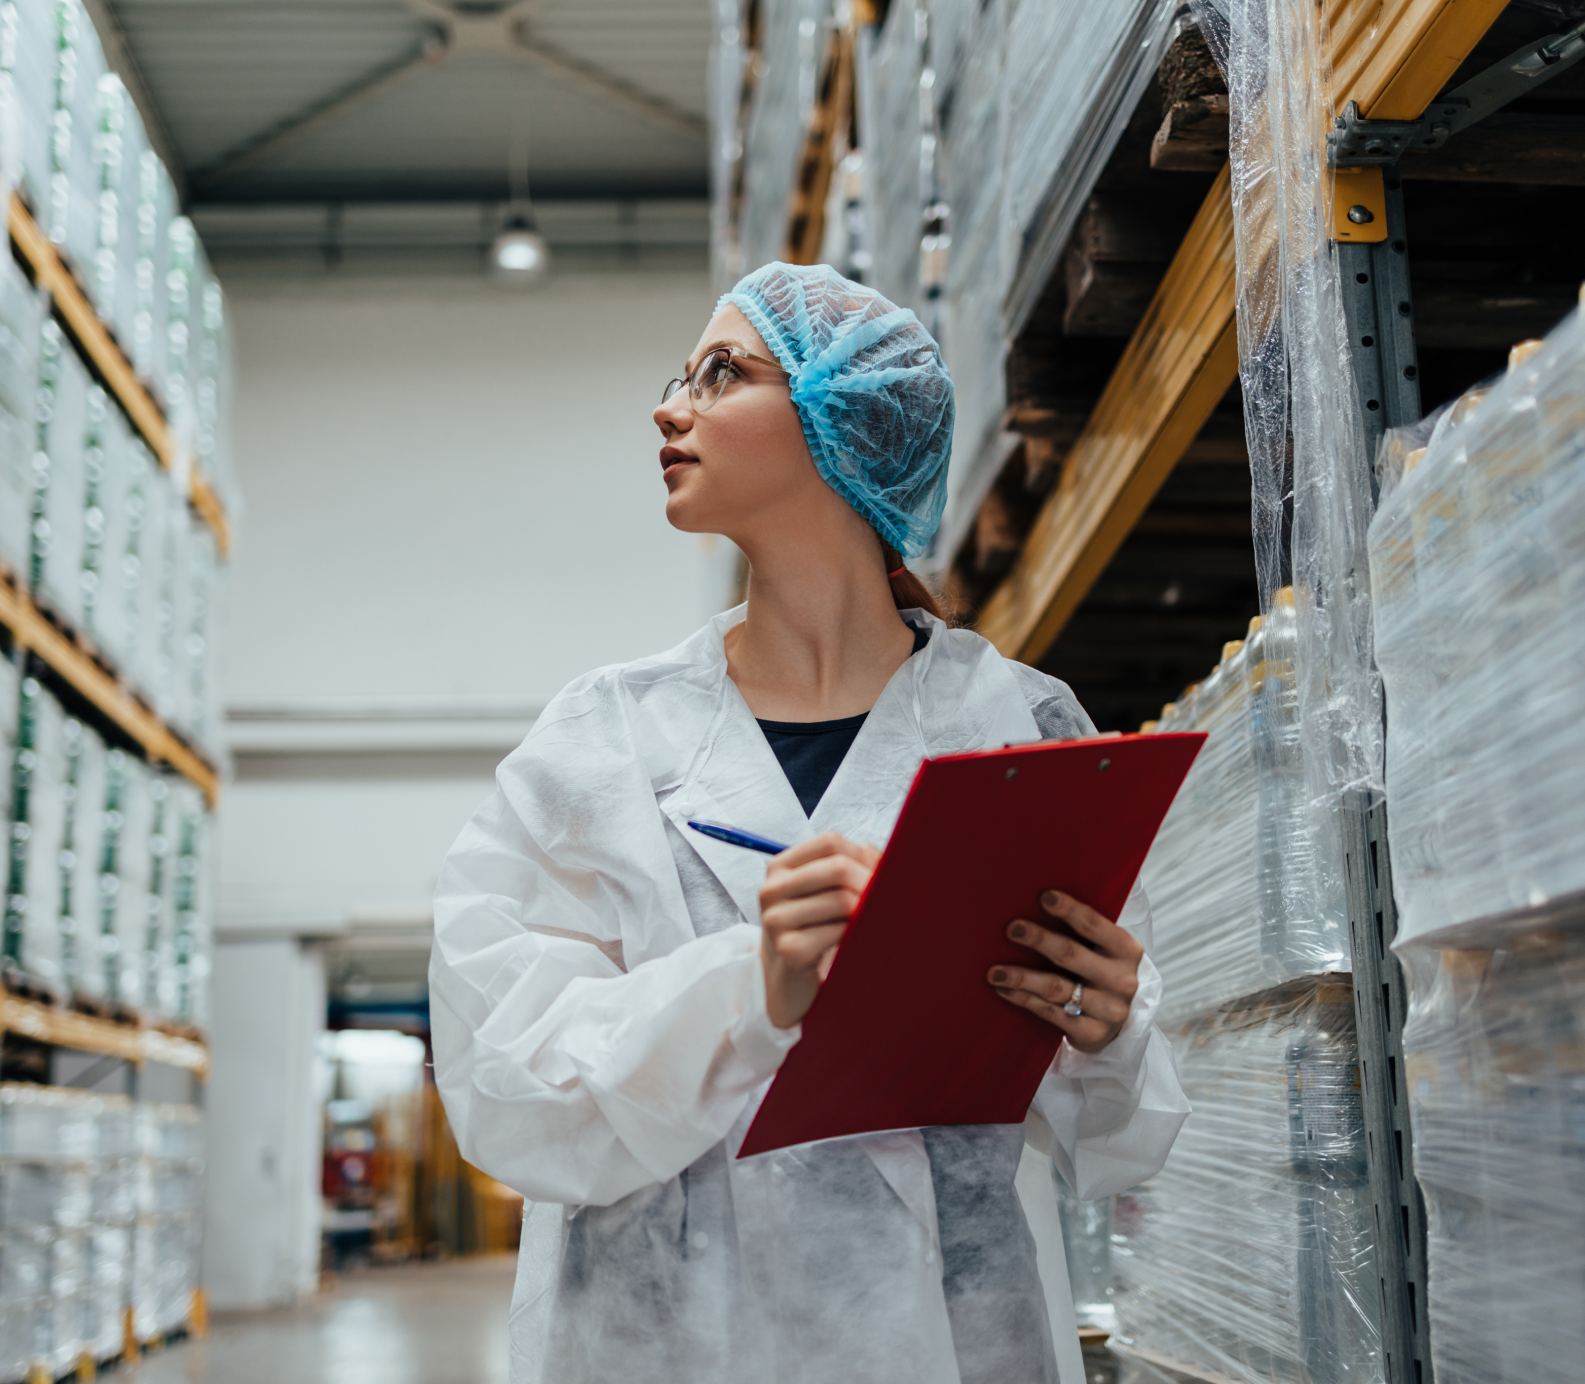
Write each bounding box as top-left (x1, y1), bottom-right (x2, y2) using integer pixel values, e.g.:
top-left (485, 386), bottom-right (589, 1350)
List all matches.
top-left (1024, 881), bottom-right (1191, 1198)
top-left (429, 679), bottom-right (799, 1209)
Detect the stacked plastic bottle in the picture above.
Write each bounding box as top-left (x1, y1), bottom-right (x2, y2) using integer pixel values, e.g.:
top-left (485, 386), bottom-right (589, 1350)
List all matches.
top-left (0, 666), bottom-right (216, 1025)
top-left (0, 1085), bottom-right (203, 1378)
top-left (1368, 302), bottom-right (1585, 1384)
top-left (1094, 594), bottom-right (1379, 1384)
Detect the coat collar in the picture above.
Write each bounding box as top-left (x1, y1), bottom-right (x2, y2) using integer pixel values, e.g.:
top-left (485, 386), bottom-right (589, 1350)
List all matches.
top-left (645, 605), bottom-right (1040, 928)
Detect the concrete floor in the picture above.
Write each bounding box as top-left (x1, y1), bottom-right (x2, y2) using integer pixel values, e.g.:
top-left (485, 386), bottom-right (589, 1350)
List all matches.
top-left (124, 1256), bottom-right (514, 1384)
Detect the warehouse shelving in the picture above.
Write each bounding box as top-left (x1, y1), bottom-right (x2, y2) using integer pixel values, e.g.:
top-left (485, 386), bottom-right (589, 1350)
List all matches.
top-left (740, 3), bottom-right (1585, 1383)
top-left (5, 195), bottom-right (224, 809)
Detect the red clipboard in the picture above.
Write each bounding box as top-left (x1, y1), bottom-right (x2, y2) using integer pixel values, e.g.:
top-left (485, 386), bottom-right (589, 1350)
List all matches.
top-left (738, 731), bottom-right (1206, 1159)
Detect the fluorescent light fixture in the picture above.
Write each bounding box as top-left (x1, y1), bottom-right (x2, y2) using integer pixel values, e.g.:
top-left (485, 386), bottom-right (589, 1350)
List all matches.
top-left (490, 213), bottom-right (549, 285)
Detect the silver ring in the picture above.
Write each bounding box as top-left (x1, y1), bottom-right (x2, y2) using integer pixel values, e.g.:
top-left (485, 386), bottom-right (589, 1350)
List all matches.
top-left (1063, 983), bottom-right (1084, 1018)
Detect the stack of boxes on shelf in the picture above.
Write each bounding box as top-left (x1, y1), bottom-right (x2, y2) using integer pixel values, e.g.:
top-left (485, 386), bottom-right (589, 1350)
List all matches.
top-left (1368, 300), bottom-right (1585, 1384)
top-left (1097, 598), bottom-right (1382, 1384)
top-left (0, 1), bottom-right (231, 1372)
top-left (0, 1085), bottom-right (203, 1379)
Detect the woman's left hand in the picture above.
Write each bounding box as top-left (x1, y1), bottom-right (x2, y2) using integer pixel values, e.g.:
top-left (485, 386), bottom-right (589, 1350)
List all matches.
top-left (986, 890), bottom-right (1143, 1055)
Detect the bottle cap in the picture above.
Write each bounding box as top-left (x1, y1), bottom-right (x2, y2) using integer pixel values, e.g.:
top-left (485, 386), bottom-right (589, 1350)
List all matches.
top-left (1507, 339), bottom-right (1545, 373)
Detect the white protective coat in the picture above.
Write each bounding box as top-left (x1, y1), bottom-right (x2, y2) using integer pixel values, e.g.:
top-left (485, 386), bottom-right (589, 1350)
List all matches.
top-left (431, 606), bottom-right (1191, 1384)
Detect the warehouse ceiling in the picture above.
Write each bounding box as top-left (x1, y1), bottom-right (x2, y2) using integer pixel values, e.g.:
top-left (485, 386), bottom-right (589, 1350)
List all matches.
top-left (97, 0), bottom-right (712, 205)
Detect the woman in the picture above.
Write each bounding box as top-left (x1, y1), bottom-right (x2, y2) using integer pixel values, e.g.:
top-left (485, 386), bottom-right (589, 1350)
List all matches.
top-left (430, 263), bottom-right (1189, 1384)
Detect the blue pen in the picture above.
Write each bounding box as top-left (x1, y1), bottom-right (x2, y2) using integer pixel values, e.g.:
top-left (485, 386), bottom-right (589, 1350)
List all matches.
top-left (687, 820), bottom-right (790, 856)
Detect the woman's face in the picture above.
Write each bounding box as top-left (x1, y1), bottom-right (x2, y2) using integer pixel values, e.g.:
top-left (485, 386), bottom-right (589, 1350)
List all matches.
top-left (653, 306), bottom-right (825, 542)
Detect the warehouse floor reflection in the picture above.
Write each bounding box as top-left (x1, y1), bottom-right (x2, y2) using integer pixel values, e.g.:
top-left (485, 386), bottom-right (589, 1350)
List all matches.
top-left (129, 1256), bottom-right (513, 1384)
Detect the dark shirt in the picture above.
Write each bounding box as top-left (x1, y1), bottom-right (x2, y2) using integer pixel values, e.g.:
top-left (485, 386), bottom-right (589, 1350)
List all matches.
top-left (757, 623), bottom-right (931, 816)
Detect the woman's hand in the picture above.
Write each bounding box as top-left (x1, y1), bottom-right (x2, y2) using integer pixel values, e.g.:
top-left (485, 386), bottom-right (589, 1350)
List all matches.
top-left (987, 890), bottom-right (1143, 1054)
top-left (759, 832), bottom-right (880, 1029)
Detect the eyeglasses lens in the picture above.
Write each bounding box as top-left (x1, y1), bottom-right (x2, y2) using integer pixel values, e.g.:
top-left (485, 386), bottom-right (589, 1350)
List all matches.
top-left (661, 377), bottom-right (686, 405)
top-left (693, 351), bottom-right (733, 413)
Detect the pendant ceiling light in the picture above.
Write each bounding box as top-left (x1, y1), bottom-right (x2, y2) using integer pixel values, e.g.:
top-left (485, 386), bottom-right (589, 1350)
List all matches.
top-left (492, 110), bottom-right (549, 287)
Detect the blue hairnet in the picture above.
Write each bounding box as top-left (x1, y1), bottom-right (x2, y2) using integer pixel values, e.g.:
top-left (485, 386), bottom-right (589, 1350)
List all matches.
top-left (716, 262), bottom-right (954, 559)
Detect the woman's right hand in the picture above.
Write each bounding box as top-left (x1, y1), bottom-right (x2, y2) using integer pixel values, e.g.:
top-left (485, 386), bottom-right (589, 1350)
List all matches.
top-left (759, 833), bottom-right (880, 1029)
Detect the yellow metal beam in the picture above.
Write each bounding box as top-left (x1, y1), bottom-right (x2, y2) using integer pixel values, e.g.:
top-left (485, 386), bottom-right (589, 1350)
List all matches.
top-left (1329, 0), bottom-right (1509, 121)
top-left (976, 165), bottom-right (1239, 663)
top-left (973, 0), bottom-right (1507, 665)
top-left (9, 194), bottom-right (232, 557)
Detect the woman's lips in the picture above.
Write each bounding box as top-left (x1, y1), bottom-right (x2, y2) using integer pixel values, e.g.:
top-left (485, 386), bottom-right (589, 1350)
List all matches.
top-left (660, 448), bottom-right (699, 477)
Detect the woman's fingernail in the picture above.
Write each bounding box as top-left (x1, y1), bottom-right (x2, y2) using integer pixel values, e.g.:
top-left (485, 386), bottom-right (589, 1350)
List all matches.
top-left (1041, 890), bottom-right (1063, 910)
top-left (988, 968), bottom-right (1008, 985)
top-left (1008, 922), bottom-right (1027, 941)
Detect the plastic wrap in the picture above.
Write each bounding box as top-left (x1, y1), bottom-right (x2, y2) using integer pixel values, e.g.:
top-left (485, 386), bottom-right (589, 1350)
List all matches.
top-left (936, 0), bottom-right (1007, 521)
top-left (1191, 0), bottom-right (1384, 924)
top-left (1112, 981), bottom-right (1382, 1384)
top-left (169, 779), bottom-right (210, 1026)
top-left (0, 260), bottom-right (42, 581)
top-left (59, 715), bottom-right (105, 996)
top-left (119, 437), bottom-right (164, 700)
top-left (34, 319), bottom-right (89, 628)
top-left (0, 0), bottom-right (58, 210)
top-left (732, 0), bottom-right (832, 279)
top-left (855, 0), bottom-right (927, 316)
top-left (1141, 591), bottom-right (1347, 1023)
top-left (1001, 0), bottom-right (1182, 337)
top-left (0, 1087), bottom-right (200, 1370)
top-left (81, 385), bottom-right (134, 667)
top-left (129, 148), bottom-right (173, 394)
top-left (1394, 904), bottom-right (1584, 1384)
top-left (1370, 306), bottom-right (1585, 943)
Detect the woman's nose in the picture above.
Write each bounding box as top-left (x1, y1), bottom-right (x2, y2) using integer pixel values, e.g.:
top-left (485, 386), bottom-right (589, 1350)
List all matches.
top-left (654, 393), bottom-right (692, 436)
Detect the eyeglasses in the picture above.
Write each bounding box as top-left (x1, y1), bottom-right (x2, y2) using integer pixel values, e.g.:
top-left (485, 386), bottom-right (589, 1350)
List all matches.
top-left (662, 346), bottom-right (789, 414)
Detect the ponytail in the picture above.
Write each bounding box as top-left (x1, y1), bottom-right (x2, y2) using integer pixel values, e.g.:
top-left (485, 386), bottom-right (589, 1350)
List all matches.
top-left (880, 540), bottom-right (944, 622)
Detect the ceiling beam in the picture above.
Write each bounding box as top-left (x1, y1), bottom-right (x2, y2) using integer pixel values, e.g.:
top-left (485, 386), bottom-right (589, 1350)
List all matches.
top-left (512, 27), bottom-right (709, 144)
top-left (190, 40), bottom-right (444, 190)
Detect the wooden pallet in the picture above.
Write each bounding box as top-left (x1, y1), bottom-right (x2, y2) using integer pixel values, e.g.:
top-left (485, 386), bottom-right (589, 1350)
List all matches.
top-left (0, 978), bottom-right (209, 1079)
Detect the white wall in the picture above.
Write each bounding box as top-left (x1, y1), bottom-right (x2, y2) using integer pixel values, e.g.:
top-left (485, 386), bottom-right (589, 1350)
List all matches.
top-left (207, 260), bottom-right (733, 1304)
top-left (223, 264), bottom-right (727, 705)
top-left (203, 937), bottom-right (326, 1309)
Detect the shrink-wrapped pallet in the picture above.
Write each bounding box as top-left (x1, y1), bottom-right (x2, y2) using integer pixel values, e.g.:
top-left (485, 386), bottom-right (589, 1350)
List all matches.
top-left (1111, 981), bottom-right (1382, 1384)
top-left (936, 0), bottom-right (1007, 507)
top-left (0, 259), bottom-right (42, 579)
top-left (34, 319), bottom-right (89, 628)
top-left (169, 778), bottom-right (210, 1026)
top-left (6, 677), bottom-right (69, 988)
top-left (81, 388), bottom-right (135, 668)
top-left (854, 0), bottom-right (925, 316)
top-left (1140, 593), bottom-right (1347, 1023)
top-left (44, 0), bottom-right (106, 283)
top-left (0, 0), bottom-right (58, 208)
top-left (1393, 906), bottom-right (1584, 1384)
top-left (57, 715), bottom-right (104, 995)
top-left (1370, 306), bottom-right (1585, 940)
top-left (1369, 306), bottom-right (1585, 1384)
